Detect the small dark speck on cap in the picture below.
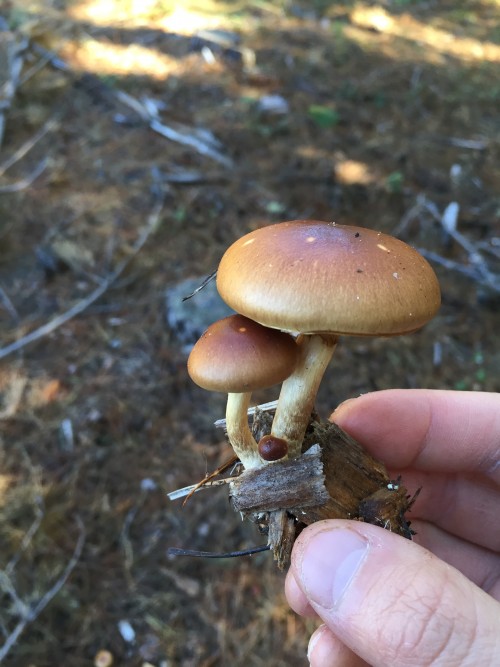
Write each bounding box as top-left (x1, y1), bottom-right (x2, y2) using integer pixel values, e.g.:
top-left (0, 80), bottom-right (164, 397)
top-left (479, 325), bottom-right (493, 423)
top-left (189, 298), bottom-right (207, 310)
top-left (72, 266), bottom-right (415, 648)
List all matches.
top-left (356, 268), bottom-right (363, 273)
top-left (355, 232), bottom-right (360, 238)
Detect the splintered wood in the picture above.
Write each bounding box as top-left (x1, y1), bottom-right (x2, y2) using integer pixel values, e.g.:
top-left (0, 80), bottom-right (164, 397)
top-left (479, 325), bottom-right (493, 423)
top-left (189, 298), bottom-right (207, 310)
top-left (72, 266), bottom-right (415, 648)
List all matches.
top-left (172, 407), bottom-right (417, 570)
top-left (228, 413), bottom-right (416, 569)
top-left (230, 444), bottom-right (328, 514)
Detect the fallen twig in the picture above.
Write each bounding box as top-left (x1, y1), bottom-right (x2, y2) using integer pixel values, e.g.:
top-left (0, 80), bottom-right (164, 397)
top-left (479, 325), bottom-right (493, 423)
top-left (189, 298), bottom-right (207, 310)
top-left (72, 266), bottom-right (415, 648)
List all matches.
top-left (182, 454), bottom-right (238, 506)
top-left (0, 117), bottom-right (58, 178)
top-left (0, 189), bottom-right (165, 360)
top-left (0, 285), bottom-right (19, 323)
top-left (214, 400), bottom-right (278, 429)
top-left (0, 31), bottom-right (28, 149)
top-left (417, 247), bottom-right (500, 293)
top-left (115, 90), bottom-right (233, 168)
top-left (396, 195), bottom-right (500, 294)
top-left (0, 158), bottom-right (48, 193)
top-left (167, 477), bottom-right (237, 502)
top-left (0, 516), bottom-right (85, 663)
top-left (181, 271), bottom-right (217, 301)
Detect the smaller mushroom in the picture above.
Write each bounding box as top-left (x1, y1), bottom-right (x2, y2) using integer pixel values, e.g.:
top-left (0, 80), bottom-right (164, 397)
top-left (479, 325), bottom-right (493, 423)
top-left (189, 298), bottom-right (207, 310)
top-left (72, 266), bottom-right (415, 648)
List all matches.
top-left (187, 314), bottom-right (299, 469)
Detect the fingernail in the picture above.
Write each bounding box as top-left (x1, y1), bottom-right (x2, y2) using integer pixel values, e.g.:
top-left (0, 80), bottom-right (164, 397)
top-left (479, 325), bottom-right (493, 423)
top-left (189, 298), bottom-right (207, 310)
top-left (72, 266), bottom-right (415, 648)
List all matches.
top-left (297, 528), bottom-right (368, 610)
top-left (330, 397), bottom-right (357, 420)
top-left (307, 624), bottom-right (327, 663)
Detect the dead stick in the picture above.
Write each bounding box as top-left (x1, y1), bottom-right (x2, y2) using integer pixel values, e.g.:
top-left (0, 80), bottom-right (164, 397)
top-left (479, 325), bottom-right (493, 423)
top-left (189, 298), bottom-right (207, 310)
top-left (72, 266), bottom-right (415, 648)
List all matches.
top-left (0, 193), bottom-right (164, 360)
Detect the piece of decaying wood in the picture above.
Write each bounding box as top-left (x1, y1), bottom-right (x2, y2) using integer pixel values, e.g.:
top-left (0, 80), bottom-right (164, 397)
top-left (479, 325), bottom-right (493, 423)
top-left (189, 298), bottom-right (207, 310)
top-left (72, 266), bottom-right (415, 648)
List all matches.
top-left (299, 421), bottom-right (415, 538)
top-left (230, 444), bottom-right (328, 514)
top-left (267, 510), bottom-right (296, 570)
top-left (229, 416), bottom-right (416, 569)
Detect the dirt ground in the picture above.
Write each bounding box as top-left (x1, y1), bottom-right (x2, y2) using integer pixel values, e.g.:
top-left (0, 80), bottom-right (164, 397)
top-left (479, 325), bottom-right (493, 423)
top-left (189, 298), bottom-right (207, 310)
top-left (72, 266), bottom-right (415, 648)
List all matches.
top-left (0, 0), bottom-right (499, 665)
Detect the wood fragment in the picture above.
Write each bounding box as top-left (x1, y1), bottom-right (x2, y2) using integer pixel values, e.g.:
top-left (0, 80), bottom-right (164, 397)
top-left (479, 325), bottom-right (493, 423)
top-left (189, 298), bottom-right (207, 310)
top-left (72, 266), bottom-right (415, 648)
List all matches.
top-left (295, 421), bottom-right (391, 525)
top-left (229, 445), bottom-right (328, 514)
top-left (231, 420), bottom-right (416, 567)
top-left (267, 510), bottom-right (296, 570)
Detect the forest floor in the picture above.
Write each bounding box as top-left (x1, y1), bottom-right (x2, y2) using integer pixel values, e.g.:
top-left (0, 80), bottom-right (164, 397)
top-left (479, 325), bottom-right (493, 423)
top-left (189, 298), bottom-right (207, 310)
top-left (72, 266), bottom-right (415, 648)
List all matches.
top-left (0, 0), bottom-right (499, 665)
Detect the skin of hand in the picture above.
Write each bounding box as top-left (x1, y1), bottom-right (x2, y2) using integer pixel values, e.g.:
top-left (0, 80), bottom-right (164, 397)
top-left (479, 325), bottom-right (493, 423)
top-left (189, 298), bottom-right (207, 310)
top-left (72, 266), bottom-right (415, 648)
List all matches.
top-left (285, 389), bottom-right (500, 667)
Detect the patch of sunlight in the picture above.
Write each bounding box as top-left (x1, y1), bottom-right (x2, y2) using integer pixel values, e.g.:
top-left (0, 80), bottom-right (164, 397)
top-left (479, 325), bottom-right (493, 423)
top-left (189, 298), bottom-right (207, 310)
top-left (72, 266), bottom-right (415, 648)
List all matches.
top-left (157, 6), bottom-right (234, 34)
top-left (350, 5), bottom-right (500, 64)
top-left (295, 145), bottom-right (333, 160)
top-left (68, 0), bottom-right (244, 31)
top-left (0, 474), bottom-right (14, 507)
top-left (59, 37), bottom-right (201, 79)
top-left (68, 0), bottom-right (173, 24)
top-left (336, 159), bottom-right (377, 186)
top-left (0, 370), bottom-right (26, 419)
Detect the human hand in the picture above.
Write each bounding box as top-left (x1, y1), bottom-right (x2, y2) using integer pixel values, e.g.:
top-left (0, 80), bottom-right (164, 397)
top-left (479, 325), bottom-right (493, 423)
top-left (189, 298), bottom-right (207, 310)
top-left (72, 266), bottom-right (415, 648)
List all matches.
top-left (285, 389), bottom-right (500, 666)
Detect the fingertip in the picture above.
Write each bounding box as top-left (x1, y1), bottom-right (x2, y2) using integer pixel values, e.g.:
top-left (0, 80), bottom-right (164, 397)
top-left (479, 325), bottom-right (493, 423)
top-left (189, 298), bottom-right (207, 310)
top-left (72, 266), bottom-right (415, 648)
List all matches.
top-left (308, 624), bottom-right (368, 667)
top-left (331, 389), bottom-right (500, 476)
top-left (285, 568), bottom-right (318, 618)
top-left (290, 519), bottom-right (500, 666)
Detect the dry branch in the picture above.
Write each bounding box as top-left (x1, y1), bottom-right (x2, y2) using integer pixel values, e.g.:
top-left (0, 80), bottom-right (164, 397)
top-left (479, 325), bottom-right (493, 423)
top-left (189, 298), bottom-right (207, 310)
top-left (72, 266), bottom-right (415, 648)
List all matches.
top-left (0, 516), bottom-right (85, 663)
top-left (115, 90), bottom-right (233, 167)
top-left (395, 195), bottom-right (500, 294)
top-left (0, 189), bottom-right (165, 360)
top-left (0, 117), bottom-right (58, 178)
top-left (0, 31), bottom-right (27, 149)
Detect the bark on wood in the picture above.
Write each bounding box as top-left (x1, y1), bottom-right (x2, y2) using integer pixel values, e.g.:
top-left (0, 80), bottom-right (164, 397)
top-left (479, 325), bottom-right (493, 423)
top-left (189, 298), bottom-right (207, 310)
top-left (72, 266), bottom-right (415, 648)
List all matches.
top-left (229, 415), bottom-right (418, 569)
top-left (230, 444), bottom-right (328, 514)
top-left (267, 510), bottom-right (297, 571)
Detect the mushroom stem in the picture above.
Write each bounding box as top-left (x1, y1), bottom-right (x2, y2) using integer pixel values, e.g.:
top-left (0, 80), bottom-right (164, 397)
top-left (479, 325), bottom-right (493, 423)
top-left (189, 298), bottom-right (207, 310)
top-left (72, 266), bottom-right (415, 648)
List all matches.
top-left (226, 392), bottom-right (263, 469)
top-left (271, 334), bottom-right (338, 458)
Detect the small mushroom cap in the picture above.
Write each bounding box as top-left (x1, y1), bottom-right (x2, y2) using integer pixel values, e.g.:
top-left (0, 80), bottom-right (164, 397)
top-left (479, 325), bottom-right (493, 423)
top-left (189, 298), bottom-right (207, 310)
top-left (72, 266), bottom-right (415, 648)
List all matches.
top-left (187, 314), bottom-right (299, 393)
top-left (217, 221), bottom-right (441, 336)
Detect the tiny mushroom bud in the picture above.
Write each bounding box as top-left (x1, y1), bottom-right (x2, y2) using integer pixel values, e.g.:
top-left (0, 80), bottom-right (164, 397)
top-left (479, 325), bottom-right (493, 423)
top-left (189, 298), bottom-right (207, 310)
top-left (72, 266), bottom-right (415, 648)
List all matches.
top-left (187, 314), bottom-right (299, 469)
top-left (258, 435), bottom-right (288, 462)
top-left (217, 220), bottom-right (441, 457)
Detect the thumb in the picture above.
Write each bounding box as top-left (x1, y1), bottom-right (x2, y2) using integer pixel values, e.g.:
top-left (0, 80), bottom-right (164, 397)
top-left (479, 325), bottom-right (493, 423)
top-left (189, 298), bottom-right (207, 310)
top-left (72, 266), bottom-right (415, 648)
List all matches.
top-left (291, 520), bottom-right (500, 667)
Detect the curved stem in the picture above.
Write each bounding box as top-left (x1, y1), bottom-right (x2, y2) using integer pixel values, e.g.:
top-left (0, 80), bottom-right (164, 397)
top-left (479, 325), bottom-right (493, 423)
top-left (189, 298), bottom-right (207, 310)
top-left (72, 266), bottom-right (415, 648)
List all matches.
top-left (226, 393), bottom-right (263, 469)
top-left (271, 334), bottom-right (338, 458)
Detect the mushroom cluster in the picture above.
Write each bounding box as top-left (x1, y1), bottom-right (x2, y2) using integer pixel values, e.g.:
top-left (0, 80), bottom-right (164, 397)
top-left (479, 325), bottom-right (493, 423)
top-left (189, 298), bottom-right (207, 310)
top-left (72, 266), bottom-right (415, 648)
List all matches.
top-left (216, 220), bottom-right (441, 459)
top-left (188, 220), bottom-right (440, 469)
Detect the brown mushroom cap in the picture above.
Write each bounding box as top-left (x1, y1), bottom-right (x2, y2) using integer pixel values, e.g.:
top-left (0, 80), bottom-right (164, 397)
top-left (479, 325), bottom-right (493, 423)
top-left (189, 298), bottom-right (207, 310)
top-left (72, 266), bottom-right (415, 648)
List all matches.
top-left (187, 314), bottom-right (299, 393)
top-left (217, 221), bottom-right (441, 336)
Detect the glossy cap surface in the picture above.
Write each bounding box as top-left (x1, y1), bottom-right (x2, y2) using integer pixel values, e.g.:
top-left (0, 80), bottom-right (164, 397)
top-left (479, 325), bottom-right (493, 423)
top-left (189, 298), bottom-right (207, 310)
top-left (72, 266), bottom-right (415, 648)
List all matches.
top-left (187, 314), bottom-right (299, 393)
top-left (217, 221), bottom-right (441, 336)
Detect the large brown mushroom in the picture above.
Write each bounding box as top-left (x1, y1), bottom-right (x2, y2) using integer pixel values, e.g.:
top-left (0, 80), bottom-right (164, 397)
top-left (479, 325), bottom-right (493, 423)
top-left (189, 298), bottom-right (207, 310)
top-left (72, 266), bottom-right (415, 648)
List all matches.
top-left (187, 314), bottom-right (299, 468)
top-left (216, 220), bottom-right (441, 457)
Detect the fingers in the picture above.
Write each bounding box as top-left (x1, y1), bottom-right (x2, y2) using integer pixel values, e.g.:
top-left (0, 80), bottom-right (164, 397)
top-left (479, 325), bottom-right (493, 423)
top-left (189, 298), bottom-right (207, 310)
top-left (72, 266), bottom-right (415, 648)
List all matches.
top-left (290, 520), bottom-right (500, 667)
top-left (308, 624), bottom-right (369, 667)
top-left (285, 569), bottom-right (317, 618)
top-left (394, 468), bottom-right (500, 552)
top-left (411, 519), bottom-right (500, 597)
top-left (331, 389), bottom-right (500, 481)
top-left (287, 519), bottom-right (500, 617)
top-left (285, 579), bottom-right (371, 666)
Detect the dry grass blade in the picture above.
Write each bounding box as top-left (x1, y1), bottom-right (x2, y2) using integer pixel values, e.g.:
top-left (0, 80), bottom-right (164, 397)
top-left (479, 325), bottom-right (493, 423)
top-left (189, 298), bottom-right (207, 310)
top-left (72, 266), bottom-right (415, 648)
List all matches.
top-left (182, 454), bottom-right (239, 506)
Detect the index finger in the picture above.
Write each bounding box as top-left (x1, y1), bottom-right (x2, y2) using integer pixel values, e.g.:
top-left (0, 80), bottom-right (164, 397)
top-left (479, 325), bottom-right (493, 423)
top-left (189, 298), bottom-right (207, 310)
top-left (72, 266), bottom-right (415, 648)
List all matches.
top-left (331, 389), bottom-right (500, 481)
